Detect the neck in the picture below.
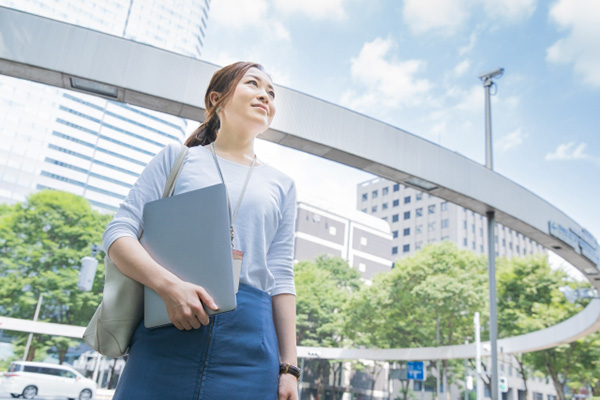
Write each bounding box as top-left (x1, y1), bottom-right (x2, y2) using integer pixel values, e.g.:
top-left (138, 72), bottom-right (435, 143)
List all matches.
top-left (212, 128), bottom-right (257, 163)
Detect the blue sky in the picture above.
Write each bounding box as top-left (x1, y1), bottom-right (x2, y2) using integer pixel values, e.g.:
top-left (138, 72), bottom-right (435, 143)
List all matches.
top-left (199, 0), bottom-right (600, 241)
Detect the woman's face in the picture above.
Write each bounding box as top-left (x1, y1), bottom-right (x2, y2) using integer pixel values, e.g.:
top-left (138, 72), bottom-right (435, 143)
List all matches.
top-left (218, 67), bottom-right (276, 135)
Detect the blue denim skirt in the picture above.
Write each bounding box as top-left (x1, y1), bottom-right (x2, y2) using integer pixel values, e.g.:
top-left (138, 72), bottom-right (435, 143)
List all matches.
top-left (113, 284), bottom-right (279, 399)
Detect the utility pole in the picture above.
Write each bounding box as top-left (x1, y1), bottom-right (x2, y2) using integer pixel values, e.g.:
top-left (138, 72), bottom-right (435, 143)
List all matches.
top-left (479, 67), bottom-right (504, 400)
top-left (23, 294), bottom-right (43, 361)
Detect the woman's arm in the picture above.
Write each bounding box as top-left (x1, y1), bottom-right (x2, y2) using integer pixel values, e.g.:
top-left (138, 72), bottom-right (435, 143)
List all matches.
top-left (272, 293), bottom-right (298, 400)
top-left (108, 237), bottom-right (218, 330)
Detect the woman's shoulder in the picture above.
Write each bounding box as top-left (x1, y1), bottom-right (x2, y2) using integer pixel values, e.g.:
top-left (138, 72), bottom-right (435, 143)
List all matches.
top-left (260, 164), bottom-right (296, 194)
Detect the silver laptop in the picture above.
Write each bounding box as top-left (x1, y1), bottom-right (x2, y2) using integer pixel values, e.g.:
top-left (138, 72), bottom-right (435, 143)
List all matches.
top-left (141, 183), bottom-right (237, 329)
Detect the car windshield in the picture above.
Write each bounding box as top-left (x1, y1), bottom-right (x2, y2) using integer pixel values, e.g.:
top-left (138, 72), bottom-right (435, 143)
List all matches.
top-left (7, 363), bottom-right (22, 372)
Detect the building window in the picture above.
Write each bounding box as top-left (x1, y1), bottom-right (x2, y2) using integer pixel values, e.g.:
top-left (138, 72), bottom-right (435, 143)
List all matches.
top-left (502, 239), bottom-right (506, 246)
top-left (393, 183), bottom-right (400, 192)
top-left (463, 238), bottom-right (467, 246)
top-left (382, 202), bottom-right (388, 210)
top-left (404, 196), bottom-right (411, 204)
top-left (392, 214), bottom-right (399, 223)
top-left (428, 222), bottom-right (435, 232)
top-left (509, 242), bottom-right (513, 250)
top-left (403, 244), bottom-right (410, 253)
top-left (480, 245), bottom-right (484, 252)
top-left (479, 228), bottom-right (483, 237)
top-left (416, 208), bottom-right (423, 217)
top-left (392, 246), bottom-right (398, 255)
top-left (416, 224), bottom-right (423, 234)
top-left (393, 199), bottom-right (399, 207)
top-left (403, 228), bottom-right (410, 236)
top-left (472, 224), bottom-right (475, 233)
top-left (393, 230), bottom-right (398, 238)
top-left (404, 211), bottom-right (411, 220)
top-left (362, 208), bottom-right (367, 213)
top-left (416, 241), bottom-right (422, 250)
top-left (362, 193), bottom-right (368, 202)
top-left (372, 190), bottom-right (378, 199)
top-left (382, 187), bottom-right (389, 195)
top-left (472, 241), bottom-right (476, 250)
top-left (382, 216), bottom-right (388, 221)
top-left (428, 205), bottom-right (435, 214)
top-left (441, 219), bottom-right (449, 229)
top-left (361, 237), bottom-right (368, 246)
top-left (441, 201), bottom-right (448, 211)
top-left (329, 226), bottom-right (337, 235)
top-left (442, 235), bottom-right (449, 241)
top-left (358, 263), bottom-right (366, 272)
top-left (416, 192), bottom-right (423, 201)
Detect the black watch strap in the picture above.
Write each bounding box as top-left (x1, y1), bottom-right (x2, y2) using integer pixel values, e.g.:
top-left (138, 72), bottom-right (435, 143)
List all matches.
top-left (279, 363), bottom-right (301, 380)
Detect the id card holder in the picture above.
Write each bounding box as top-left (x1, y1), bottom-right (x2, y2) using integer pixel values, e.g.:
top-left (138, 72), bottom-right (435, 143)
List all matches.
top-left (232, 249), bottom-right (243, 293)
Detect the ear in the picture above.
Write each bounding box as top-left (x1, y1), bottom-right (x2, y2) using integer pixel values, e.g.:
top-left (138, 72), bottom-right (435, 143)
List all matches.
top-left (209, 91), bottom-right (221, 107)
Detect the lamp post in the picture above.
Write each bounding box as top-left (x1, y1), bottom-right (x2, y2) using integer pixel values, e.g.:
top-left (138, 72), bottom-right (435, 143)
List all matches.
top-left (478, 67), bottom-right (504, 400)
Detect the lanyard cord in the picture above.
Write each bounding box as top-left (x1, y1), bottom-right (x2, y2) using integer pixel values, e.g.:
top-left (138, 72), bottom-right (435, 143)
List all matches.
top-left (210, 142), bottom-right (257, 248)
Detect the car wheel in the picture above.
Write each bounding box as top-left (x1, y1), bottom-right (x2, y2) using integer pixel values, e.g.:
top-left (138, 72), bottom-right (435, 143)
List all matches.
top-left (22, 385), bottom-right (37, 399)
top-left (78, 389), bottom-right (93, 400)
top-left (10, 394), bottom-right (20, 398)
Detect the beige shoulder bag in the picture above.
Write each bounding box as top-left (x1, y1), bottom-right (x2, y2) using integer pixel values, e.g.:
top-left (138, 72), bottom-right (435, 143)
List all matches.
top-left (83, 145), bottom-right (189, 358)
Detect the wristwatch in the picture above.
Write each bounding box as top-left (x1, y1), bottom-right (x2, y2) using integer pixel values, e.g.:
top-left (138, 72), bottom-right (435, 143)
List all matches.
top-left (279, 363), bottom-right (301, 380)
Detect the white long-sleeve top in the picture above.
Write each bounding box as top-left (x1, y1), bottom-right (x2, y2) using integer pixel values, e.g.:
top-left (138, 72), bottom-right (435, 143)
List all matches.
top-left (102, 142), bottom-right (297, 296)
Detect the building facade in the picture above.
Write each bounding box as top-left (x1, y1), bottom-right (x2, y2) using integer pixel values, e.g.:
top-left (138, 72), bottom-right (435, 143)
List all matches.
top-left (294, 199), bottom-right (393, 282)
top-left (0, 0), bottom-right (210, 211)
top-left (357, 178), bottom-right (545, 261)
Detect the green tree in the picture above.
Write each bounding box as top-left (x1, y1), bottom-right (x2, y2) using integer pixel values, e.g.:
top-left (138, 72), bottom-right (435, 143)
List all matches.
top-left (497, 255), bottom-right (596, 400)
top-left (345, 242), bottom-right (488, 400)
top-left (295, 255), bottom-right (363, 399)
top-left (0, 190), bottom-right (111, 363)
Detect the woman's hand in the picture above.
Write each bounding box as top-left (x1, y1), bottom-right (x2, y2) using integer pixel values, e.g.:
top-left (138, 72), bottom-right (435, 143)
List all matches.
top-left (158, 278), bottom-right (219, 330)
top-left (278, 373), bottom-right (298, 400)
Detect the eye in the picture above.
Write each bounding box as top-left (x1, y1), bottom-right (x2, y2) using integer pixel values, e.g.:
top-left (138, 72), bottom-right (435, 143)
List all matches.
top-left (247, 80), bottom-right (258, 86)
top-left (268, 90), bottom-right (276, 99)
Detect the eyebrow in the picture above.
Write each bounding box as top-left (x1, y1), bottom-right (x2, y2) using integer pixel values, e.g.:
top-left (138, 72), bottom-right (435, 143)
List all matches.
top-left (246, 74), bottom-right (274, 92)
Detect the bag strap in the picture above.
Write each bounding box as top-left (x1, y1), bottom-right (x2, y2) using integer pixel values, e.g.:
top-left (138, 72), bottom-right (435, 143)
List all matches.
top-left (162, 145), bottom-right (189, 198)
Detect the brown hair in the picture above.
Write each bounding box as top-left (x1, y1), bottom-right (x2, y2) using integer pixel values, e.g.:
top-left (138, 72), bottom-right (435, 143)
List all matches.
top-left (184, 61), bottom-right (267, 148)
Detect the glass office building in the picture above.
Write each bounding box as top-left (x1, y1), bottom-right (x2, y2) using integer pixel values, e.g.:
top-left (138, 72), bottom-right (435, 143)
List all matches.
top-left (0, 0), bottom-right (210, 211)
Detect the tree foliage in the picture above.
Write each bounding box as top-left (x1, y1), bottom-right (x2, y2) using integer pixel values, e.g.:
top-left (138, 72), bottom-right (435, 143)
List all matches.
top-left (0, 190), bottom-right (111, 362)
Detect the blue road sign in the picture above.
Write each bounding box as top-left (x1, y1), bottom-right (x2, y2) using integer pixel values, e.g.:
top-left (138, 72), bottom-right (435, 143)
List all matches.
top-left (407, 361), bottom-right (425, 381)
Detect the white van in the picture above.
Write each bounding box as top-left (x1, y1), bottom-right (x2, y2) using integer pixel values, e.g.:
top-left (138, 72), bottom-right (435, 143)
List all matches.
top-left (0, 361), bottom-right (96, 399)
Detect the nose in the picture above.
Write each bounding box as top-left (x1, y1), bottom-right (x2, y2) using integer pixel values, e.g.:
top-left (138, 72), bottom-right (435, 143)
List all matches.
top-left (257, 90), bottom-right (269, 103)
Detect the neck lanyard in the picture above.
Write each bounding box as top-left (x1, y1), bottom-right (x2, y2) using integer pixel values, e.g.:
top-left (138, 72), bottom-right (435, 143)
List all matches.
top-left (210, 142), bottom-right (257, 248)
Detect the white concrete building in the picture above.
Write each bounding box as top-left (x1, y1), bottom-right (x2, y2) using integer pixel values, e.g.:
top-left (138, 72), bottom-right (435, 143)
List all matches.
top-left (357, 177), bottom-right (546, 261)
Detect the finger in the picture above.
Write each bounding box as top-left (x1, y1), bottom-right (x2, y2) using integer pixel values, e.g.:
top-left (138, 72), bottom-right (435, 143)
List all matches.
top-left (189, 315), bottom-right (201, 329)
top-left (196, 309), bottom-right (210, 326)
top-left (196, 286), bottom-right (219, 311)
top-left (178, 317), bottom-right (193, 330)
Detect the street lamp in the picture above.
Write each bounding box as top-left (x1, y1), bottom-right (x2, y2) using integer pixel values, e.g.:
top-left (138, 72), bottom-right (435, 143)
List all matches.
top-left (77, 244), bottom-right (101, 292)
top-left (478, 67), bottom-right (504, 400)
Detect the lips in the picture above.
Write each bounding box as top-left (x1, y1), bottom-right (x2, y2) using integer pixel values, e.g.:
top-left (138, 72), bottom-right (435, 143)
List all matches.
top-left (252, 104), bottom-right (268, 114)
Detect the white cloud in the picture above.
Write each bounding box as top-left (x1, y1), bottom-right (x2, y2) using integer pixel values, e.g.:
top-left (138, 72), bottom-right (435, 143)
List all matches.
top-left (459, 32), bottom-right (478, 55)
top-left (273, 0), bottom-right (348, 20)
top-left (402, 0), bottom-right (470, 36)
top-left (496, 128), bottom-right (525, 152)
top-left (453, 59), bottom-right (471, 77)
top-left (546, 0), bottom-right (600, 87)
top-left (340, 37), bottom-right (432, 112)
top-left (483, 0), bottom-right (537, 22)
top-left (210, 0), bottom-right (268, 29)
top-left (545, 141), bottom-right (600, 166)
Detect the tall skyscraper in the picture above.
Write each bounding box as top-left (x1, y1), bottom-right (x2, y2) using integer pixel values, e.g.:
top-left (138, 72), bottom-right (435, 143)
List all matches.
top-left (0, 0), bottom-right (211, 211)
top-left (357, 177), bottom-right (545, 260)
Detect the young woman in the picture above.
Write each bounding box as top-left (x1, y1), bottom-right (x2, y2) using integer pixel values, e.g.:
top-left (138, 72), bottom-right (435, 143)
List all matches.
top-left (102, 62), bottom-right (299, 400)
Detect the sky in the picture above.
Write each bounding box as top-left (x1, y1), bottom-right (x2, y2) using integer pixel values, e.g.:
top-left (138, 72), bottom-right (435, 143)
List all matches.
top-left (197, 0), bottom-right (600, 249)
